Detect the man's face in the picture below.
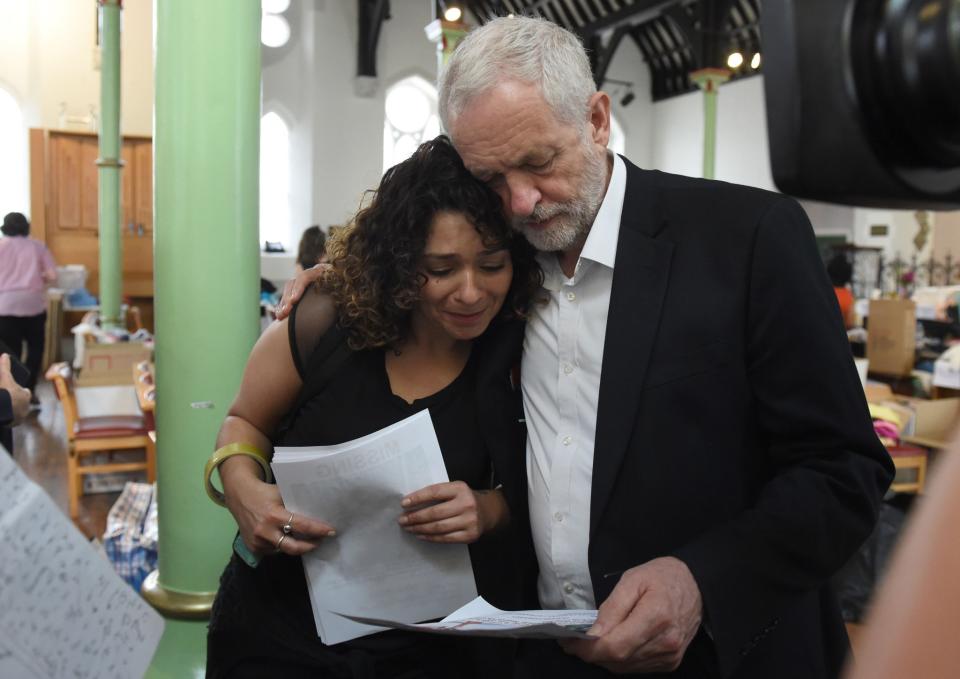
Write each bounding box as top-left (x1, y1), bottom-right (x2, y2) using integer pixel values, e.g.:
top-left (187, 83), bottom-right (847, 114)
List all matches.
top-left (450, 81), bottom-right (611, 253)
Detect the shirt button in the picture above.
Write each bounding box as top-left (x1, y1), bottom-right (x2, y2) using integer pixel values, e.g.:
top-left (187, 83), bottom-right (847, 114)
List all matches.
top-left (563, 364), bottom-right (574, 375)
top-left (566, 292), bottom-right (576, 301)
top-left (554, 512), bottom-right (563, 522)
top-left (562, 436), bottom-right (572, 446)
top-left (564, 582), bottom-right (575, 594)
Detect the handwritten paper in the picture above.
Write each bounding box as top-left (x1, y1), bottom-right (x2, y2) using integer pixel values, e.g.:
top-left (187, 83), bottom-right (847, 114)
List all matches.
top-left (0, 446), bottom-right (164, 678)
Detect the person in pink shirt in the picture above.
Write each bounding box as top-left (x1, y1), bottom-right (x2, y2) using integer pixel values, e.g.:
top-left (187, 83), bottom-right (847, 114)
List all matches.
top-left (0, 212), bottom-right (56, 400)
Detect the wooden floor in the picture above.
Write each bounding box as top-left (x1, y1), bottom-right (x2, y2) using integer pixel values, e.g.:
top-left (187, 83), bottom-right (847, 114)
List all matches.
top-left (11, 381), bottom-right (118, 540)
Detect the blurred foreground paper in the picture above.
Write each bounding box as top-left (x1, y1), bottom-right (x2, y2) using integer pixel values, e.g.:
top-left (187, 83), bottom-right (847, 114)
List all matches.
top-left (272, 410), bottom-right (478, 645)
top-left (339, 595), bottom-right (597, 639)
top-left (0, 445), bottom-right (164, 678)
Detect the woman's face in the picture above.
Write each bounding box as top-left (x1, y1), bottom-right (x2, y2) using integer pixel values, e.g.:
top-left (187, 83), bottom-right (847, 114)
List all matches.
top-left (413, 210), bottom-right (513, 343)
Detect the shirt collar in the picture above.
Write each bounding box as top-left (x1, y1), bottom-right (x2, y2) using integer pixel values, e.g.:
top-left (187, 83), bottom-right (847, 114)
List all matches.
top-left (537, 152), bottom-right (627, 289)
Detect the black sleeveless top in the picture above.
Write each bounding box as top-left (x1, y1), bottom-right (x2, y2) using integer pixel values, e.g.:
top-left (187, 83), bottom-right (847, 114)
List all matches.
top-left (208, 291), bottom-right (523, 677)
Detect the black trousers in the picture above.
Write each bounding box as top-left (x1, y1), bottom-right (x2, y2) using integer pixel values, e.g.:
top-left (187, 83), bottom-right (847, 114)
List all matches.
top-left (0, 313), bottom-right (46, 392)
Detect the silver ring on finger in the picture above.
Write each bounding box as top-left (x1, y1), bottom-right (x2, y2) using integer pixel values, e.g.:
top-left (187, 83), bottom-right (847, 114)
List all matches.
top-left (275, 533), bottom-right (288, 553)
top-left (282, 513), bottom-right (295, 535)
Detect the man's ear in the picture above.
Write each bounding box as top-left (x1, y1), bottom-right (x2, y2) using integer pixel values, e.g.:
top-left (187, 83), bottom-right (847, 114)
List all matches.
top-left (587, 91), bottom-right (611, 148)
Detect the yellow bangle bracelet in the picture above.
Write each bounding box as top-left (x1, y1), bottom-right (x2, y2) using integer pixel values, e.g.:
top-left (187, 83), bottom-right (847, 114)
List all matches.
top-left (204, 442), bottom-right (273, 507)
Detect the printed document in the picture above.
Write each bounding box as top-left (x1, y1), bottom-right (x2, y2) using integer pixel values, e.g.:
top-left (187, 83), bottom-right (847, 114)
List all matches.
top-left (339, 595), bottom-right (598, 639)
top-left (272, 410), bottom-right (478, 645)
top-left (0, 445), bottom-right (164, 678)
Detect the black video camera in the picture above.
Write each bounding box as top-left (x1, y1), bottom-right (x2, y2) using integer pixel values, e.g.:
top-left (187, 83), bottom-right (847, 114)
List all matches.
top-left (763, 0), bottom-right (960, 209)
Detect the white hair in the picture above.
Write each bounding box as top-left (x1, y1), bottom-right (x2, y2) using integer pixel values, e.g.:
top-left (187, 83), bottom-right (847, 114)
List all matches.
top-left (438, 16), bottom-right (597, 131)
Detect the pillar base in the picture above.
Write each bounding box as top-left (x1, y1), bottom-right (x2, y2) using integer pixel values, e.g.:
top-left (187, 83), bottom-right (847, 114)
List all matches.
top-left (141, 570), bottom-right (216, 620)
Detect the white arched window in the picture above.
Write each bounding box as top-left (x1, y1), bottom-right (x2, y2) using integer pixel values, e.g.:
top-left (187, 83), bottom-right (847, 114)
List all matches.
top-left (0, 87), bottom-right (28, 221)
top-left (261, 0), bottom-right (291, 48)
top-left (260, 111), bottom-right (291, 248)
top-left (383, 76), bottom-right (440, 174)
top-left (608, 112), bottom-right (626, 156)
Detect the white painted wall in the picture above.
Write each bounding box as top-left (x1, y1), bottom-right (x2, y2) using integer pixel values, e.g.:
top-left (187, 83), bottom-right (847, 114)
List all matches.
top-left (651, 75), bottom-right (774, 191)
top-left (604, 36), bottom-right (654, 169)
top-left (0, 0), bottom-right (153, 135)
top-left (799, 200), bottom-right (856, 240)
top-left (308, 0), bottom-right (436, 232)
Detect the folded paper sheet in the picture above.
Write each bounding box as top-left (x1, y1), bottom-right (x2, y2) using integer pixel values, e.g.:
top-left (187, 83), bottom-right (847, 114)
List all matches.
top-left (339, 595), bottom-right (598, 639)
top-left (272, 410), bottom-right (478, 645)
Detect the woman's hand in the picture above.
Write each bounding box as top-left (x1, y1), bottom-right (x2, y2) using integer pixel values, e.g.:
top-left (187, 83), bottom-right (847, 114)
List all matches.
top-left (220, 456), bottom-right (335, 556)
top-left (398, 481), bottom-right (509, 544)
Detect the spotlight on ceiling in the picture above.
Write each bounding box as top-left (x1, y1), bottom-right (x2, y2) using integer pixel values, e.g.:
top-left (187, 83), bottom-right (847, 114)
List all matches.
top-left (443, 5), bottom-right (462, 21)
top-left (727, 51), bottom-right (744, 68)
top-left (750, 52), bottom-right (761, 69)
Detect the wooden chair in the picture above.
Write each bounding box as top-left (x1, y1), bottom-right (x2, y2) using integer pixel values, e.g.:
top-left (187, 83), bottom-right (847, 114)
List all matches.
top-left (887, 444), bottom-right (928, 495)
top-left (45, 362), bottom-right (156, 519)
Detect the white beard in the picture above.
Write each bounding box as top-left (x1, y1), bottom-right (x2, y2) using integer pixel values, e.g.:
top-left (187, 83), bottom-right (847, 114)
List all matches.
top-left (513, 144), bottom-right (607, 253)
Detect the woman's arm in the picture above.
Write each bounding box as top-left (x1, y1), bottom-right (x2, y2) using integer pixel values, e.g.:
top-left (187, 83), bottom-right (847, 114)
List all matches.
top-left (216, 318), bottom-right (335, 556)
top-left (397, 482), bottom-right (510, 543)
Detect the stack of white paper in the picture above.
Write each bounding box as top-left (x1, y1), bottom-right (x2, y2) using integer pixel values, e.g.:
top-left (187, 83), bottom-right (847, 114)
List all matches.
top-left (272, 410), bottom-right (479, 645)
top-left (0, 446), bottom-right (165, 678)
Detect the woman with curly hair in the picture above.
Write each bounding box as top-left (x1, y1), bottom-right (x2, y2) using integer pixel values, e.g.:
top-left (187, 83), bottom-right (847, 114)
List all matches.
top-left (206, 136), bottom-right (541, 678)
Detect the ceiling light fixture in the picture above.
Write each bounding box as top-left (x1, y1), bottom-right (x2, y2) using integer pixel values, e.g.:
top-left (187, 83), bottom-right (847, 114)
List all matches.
top-left (750, 52), bottom-right (761, 69)
top-left (444, 5), bottom-right (462, 21)
top-left (727, 51), bottom-right (744, 68)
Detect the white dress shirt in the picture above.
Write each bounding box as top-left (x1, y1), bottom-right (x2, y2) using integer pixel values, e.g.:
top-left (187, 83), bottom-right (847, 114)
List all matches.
top-left (523, 153), bottom-right (627, 610)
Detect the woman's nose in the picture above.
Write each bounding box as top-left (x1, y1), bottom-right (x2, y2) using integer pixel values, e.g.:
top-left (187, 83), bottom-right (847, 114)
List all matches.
top-left (454, 271), bottom-right (483, 305)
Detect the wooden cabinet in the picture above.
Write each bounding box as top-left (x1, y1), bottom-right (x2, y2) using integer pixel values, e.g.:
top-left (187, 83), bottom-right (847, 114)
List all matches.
top-left (30, 129), bottom-right (153, 297)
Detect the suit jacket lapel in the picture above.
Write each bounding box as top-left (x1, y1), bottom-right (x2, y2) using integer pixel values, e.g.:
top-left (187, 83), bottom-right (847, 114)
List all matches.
top-left (590, 162), bottom-right (673, 538)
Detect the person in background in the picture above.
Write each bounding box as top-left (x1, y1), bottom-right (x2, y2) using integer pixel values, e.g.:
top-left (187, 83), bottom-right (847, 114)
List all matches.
top-left (0, 352), bottom-right (31, 455)
top-left (0, 212), bottom-right (57, 404)
top-left (828, 253), bottom-right (857, 329)
top-left (294, 225), bottom-right (327, 274)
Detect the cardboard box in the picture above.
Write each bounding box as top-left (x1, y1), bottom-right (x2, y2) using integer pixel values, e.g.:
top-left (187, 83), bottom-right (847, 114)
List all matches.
top-left (77, 342), bottom-right (153, 387)
top-left (899, 397), bottom-right (960, 450)
top-left (867, 299), bottom-right (916, 377)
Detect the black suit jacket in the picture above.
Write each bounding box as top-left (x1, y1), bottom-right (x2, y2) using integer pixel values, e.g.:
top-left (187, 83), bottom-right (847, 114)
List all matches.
top-left (518, 160), bottom-right (893, 679)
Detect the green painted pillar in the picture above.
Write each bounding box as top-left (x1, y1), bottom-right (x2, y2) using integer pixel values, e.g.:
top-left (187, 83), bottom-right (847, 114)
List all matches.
top-left (144, 0), bottom-right (261, 649)
top-left (690, 68), bottom-right (730, 180)
top-left (97, 0), bottom-right (122, 329)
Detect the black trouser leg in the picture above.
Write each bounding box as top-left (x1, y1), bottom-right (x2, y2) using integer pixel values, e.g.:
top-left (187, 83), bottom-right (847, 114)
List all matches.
top-left (0, 314), bottom-right (45, 392)
top-left (21, 313), bottom-right (46, 393)
top-left (0, 316), bottom-right (26, 368)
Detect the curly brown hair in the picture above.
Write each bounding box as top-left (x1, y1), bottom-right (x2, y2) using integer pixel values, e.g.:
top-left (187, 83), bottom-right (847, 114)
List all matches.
top-left (320, 135), bottom-right (541, 351)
